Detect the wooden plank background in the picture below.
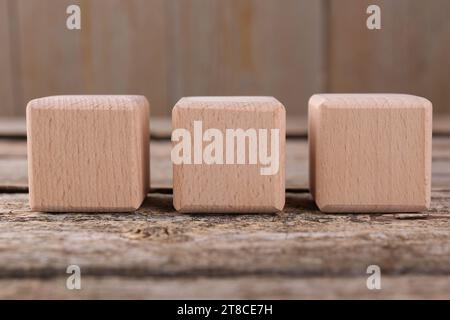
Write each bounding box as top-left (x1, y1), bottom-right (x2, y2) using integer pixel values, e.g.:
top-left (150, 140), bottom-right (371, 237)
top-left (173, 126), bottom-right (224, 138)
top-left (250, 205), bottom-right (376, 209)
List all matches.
top-left (166, 0), bottom-right (325, 114)
top-left (0, 0), bottom-right (15, 116)
top-left (0, 0), bottom-right (449, 116)
top-left (328, 0), bottom-right (450, 114)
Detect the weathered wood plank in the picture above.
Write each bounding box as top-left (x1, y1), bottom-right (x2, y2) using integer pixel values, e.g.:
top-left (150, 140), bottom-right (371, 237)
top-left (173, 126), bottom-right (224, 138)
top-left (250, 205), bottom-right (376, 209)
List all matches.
top-left (0, 191), bottom-right (449, 280)
top-left (0, 118), bottom-right (26, 138)
top-left (0, 139), bottom-right (26, 156)
top-left (151, 141), bottom-right (172, 188)
top-left (166, 0), bottom-right (326, 115)
top-left (0, 0), bottom-right (15, 116)
top-left (434, 115), bottom-right (450, 136)
top-left (0, 139), bottom-right (28, 191)
top-left (1, 275), bottom-right (450, 299)
top-left (328, 0), bottom-right (450, 114)
top-left (0, 158), bottom-right (27, 189)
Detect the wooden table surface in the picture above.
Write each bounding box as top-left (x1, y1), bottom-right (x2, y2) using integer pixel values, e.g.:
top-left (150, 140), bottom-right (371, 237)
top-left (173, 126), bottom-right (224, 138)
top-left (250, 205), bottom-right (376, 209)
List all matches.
top-left (1, 116), bottom-right (450, 299)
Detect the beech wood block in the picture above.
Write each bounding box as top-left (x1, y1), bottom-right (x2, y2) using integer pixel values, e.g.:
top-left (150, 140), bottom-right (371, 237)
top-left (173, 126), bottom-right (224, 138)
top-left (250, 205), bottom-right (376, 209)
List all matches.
top-left (27, 95), bottom-right (150, 212)
top-left (172, 97), bottom-right (286, 213)
top-left (309, 94), bottom-right (432, 213)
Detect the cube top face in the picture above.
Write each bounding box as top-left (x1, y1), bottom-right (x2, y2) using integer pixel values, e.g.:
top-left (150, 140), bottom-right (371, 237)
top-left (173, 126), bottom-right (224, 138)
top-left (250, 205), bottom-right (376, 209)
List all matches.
top-left (27, 95), bottom-right (150, 212)
top-left (172, 96), bottom-right (285, 213)
top-left (27, 95), bottom-right (148, 111)
top-left (309, 94), bottom-right (431, 110)
top-left (175, 96), bottom-right (283, 111)
top-left (309, 94), bottom-right (432, 213)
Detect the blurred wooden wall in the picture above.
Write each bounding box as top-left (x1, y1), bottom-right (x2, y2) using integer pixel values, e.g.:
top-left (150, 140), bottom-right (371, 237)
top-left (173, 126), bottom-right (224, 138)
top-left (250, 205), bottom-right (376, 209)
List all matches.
top-left (329, 0), bottom-right (450, 114)
top-left (0, 0), bottom-right (449, 117)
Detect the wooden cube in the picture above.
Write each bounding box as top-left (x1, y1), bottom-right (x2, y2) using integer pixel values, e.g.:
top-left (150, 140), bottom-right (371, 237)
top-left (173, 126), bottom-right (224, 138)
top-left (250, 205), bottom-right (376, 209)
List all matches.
top-left (172, 97), bottom-right (285, 213)
top-left (27, 95), bottom-right (150, 212)
top-left (309, 94), bottom-right (432, 213)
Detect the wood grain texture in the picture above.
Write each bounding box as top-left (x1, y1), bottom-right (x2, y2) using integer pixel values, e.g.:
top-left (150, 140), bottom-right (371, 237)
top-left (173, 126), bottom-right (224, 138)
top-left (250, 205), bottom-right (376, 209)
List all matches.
top-left (328, 0), bottom-right (450, 114)
top-left (26, 95), bottom-right (149, 212)
top-left (309, 94), bottom-right (432, 212)
top-left (0, 191), bottom-right (450, 292)
top-left (0, 0), bottom-right (15, 116)
top-left (166, 0), bottom-right (325, 115)
top-left (172, 97), bottom-right (285, 212)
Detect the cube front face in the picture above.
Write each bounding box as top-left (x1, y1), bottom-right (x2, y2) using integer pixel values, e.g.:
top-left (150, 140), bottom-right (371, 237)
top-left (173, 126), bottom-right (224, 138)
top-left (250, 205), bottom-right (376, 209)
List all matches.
top-left (172, 97), bottom-right (285, 213)
top-left (27, 95), bottom-right (150, 212)
top-left (309, 94), bottom-right (432, 213)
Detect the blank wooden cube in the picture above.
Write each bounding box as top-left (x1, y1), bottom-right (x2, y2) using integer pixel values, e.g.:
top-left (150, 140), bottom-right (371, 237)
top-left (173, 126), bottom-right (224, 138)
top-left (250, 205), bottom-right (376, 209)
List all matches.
top-left (309, 94), bottom-right (432, 213)
top-left (172, 97), bottom-right (285, 213)
top-left (27, 95), bottom-right (150, 212)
